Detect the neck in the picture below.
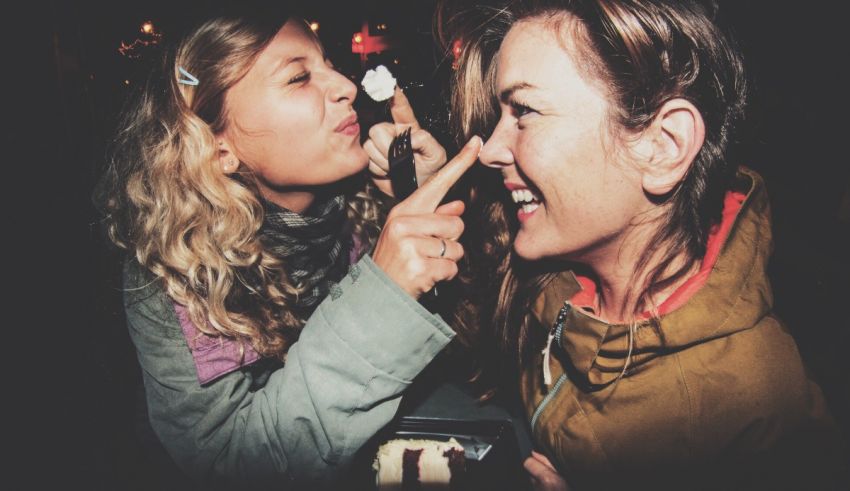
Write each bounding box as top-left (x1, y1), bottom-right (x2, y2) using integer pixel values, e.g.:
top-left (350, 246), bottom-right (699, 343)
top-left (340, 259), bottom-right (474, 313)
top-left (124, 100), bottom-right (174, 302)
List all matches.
top-left (583, 223), bottom-right (697, 325)
top-left (586, 250), bottom-right (643, 325)
top-left (261, 187), bottom-right (316, 214)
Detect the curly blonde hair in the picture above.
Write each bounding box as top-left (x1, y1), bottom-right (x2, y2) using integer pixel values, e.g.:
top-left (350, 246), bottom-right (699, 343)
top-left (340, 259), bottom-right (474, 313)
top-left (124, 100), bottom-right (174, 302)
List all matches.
top-left (95, 11), bottom-right (384, 360)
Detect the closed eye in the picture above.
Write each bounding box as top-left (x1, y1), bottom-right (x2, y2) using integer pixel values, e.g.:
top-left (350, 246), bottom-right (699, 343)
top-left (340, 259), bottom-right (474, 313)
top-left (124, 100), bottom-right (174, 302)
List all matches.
top-left (288, 71), bottom-right (311, 85)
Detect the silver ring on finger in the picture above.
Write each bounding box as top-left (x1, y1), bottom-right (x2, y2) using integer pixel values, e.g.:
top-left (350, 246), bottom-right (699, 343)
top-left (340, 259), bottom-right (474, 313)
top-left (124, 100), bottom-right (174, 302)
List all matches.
top-left (439, 238), bottom-right (447, 258)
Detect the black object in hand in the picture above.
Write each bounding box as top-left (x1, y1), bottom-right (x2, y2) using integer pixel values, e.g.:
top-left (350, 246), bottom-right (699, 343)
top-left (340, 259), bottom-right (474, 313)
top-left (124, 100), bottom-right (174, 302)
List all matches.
top-left (387, 127), bottom-right (441, 299)
top-left (388, 127), bottom-right (417, 200)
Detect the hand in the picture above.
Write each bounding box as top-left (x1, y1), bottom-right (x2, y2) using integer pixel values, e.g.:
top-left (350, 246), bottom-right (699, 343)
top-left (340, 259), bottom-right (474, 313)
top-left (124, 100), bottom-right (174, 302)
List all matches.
top-left (363, 86), bottom-right (448, 197)
top-left (525, 451), bottom-right (570, 491)
top-left (371, 136), bottom-right (482, 299)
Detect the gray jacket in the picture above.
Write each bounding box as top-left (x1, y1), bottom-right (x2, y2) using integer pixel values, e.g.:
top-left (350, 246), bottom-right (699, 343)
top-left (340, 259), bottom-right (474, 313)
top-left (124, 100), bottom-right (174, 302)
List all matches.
top-left (124, 255), bottom-right (454, 489)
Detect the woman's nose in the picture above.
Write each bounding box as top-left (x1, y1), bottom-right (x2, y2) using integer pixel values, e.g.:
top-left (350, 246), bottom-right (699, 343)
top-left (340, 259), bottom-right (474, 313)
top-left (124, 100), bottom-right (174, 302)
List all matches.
top-left (478, 125), bottom-right (514, 168)
top-left (329, 70), bottom-right (357, 103)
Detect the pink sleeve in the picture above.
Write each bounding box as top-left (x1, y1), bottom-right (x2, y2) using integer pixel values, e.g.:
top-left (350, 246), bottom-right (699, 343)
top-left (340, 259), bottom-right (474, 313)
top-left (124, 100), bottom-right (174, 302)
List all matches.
top-left (173, 302), bottom-right (262, 385)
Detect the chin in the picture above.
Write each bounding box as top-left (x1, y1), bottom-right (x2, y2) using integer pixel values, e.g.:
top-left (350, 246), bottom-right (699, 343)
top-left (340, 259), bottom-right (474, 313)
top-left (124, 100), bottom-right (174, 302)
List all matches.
top-left (350, 147), bottom-right (370, 171)
top-left (333, 151), bottom-right (369, 179)
top-left (512, 236), bottom-right (544, 261)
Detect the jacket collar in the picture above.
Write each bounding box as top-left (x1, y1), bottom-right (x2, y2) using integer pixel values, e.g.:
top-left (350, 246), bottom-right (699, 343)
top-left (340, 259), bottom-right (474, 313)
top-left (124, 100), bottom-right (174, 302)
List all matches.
top-left (531, 168), bottom-right (774, 386)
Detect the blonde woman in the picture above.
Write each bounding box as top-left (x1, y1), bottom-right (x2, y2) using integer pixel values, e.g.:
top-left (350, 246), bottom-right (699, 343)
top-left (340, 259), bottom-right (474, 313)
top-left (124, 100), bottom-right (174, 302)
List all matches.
top-left (95, 6), bottom-right (479, 488)
top-left (440, 0), bottom-right (844, 489)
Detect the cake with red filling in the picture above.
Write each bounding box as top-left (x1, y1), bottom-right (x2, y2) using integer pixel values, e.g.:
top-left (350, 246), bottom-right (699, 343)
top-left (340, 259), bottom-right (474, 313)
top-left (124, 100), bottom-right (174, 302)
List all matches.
top-left (373, 438), bottom-right (466, 490)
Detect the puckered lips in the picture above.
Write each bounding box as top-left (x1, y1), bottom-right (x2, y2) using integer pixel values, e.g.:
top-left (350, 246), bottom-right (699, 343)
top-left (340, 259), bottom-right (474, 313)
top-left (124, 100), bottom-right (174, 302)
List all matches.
top-left (334, 113), bottom-right (359, 136)
top-left (505, 180), bottom-right (542, 223)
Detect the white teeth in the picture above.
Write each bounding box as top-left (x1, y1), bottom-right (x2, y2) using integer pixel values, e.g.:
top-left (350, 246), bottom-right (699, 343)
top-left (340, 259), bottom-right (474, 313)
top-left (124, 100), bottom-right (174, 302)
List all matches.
top-left (521, 202), bottom-right (540, 213)
top-left (510, 188), bottom-right (540, 204)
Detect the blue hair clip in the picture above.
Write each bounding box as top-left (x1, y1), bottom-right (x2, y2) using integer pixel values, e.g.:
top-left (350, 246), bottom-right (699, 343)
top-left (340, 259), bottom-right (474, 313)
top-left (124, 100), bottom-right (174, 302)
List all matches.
top-left (177, 66), bottom-right (199, 86)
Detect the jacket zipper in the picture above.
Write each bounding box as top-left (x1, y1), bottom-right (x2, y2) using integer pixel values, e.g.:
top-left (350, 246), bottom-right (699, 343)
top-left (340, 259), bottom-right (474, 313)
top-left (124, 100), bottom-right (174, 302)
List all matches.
top-left (541, 320), bottom-right (565, 386)
top-left (532, 303), bottom-right (571, 431)
top-left (530, 372), bottom-right (568, 431)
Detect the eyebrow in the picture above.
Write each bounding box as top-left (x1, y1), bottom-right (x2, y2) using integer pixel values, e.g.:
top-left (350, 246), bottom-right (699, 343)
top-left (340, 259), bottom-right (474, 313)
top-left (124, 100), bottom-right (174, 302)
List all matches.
top-left (499, 82), bottom-right (536, 103)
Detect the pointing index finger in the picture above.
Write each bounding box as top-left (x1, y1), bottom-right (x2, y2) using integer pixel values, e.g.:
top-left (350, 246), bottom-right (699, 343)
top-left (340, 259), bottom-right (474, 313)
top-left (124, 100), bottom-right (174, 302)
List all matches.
top-left (390, 86), bottom-right (421, 131)
top-left (399, 136), bottom-right (482, 213)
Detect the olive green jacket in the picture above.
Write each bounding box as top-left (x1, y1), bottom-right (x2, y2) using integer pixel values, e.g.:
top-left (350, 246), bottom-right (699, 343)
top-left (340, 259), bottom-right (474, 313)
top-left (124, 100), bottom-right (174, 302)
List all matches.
top-left (521, 169), bottom-right (844, 489)
top-left (125, 255), bottom-right (454, 489)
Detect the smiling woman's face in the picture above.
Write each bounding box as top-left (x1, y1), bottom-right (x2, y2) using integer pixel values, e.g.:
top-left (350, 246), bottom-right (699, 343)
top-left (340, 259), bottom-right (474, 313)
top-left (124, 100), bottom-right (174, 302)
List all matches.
top-left (479, 17), bottom-right (649, 264)
top-left (222, 19), bottom-right (368, 211)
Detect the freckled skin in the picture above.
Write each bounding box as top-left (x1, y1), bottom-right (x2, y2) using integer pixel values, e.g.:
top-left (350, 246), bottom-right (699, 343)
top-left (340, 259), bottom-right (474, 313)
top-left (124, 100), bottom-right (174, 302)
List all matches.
top-left (480, 19), bottom-right (650, 267)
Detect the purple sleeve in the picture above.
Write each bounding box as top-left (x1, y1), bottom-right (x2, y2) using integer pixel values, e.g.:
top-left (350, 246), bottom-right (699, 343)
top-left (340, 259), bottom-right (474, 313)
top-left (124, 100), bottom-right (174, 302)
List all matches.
top-left (173, 302), bottom-right (261, 385)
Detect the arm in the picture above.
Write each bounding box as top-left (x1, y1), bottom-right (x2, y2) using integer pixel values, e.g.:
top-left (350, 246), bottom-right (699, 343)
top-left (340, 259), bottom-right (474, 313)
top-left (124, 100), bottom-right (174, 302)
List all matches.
top-left (686, 317), bottom-right (847, 488)
top-left (126, 256), bottom-right (454, 488)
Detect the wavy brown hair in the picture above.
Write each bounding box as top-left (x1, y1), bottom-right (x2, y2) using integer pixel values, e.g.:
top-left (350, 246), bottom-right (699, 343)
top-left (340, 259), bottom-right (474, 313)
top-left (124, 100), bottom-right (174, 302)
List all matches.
top-left (439, 0), bottom-right (747, 392)
top-left (94, 9), bottom-right (384, 360)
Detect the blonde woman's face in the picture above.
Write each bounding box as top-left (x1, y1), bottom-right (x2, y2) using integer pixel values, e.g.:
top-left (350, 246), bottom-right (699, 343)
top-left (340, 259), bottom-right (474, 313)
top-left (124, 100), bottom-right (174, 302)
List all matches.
top-left (479, 18), bottom-right (648, 263)
top-left (223, 19), bottom-right (368, 211)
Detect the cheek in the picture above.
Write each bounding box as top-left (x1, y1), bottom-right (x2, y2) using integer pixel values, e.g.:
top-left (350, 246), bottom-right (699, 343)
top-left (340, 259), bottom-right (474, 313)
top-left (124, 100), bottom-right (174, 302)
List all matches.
top-left (515, 130), bottom-right (552, 178)
top-left (247, 101), bottom-right (327, 172)
top-left (529, 142), bottom-right (607, 223)
top-left (268, 92), bottom-right (324, 141)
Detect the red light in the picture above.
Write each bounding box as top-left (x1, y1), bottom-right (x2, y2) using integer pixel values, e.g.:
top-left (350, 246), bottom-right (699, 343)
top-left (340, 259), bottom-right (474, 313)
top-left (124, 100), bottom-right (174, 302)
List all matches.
top-left (451, 39), bottom-right (463, 69)
top-left (352, 33), bottom-right (365, 53)
top-left (351, 23), bottom-right (392, 56)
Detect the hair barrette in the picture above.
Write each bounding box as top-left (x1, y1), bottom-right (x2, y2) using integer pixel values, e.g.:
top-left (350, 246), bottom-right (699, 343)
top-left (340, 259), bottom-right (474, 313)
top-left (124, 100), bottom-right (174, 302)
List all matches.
top-left (177, 66), bottom-right (199, 86)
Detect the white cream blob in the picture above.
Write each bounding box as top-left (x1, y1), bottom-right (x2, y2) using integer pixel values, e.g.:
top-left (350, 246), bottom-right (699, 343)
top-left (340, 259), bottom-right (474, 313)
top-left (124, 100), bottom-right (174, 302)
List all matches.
top-left (361, 65), bottom-right (397, 101)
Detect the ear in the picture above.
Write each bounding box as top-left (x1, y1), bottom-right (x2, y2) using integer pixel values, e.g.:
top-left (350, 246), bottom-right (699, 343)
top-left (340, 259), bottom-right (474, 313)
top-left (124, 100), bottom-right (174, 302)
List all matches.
top-left (217, 138), bottom-right (240, 175)
top-left (638, 99), bottom-right (705, 196)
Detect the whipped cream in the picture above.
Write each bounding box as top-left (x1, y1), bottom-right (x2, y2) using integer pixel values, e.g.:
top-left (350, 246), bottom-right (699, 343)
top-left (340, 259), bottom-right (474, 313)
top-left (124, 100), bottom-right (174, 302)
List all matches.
top-left (361, 65), bottom-right (397, 101)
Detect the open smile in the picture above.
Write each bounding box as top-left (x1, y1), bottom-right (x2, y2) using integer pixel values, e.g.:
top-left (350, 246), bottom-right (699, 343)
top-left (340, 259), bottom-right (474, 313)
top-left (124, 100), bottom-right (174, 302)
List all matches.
top-left (505, 181), bottom-right (542, 222)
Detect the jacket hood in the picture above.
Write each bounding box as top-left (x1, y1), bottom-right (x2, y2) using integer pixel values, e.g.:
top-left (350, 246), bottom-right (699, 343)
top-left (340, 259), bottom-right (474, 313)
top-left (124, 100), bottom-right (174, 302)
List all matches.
top-left (531, 168), bottom-right (774, 386)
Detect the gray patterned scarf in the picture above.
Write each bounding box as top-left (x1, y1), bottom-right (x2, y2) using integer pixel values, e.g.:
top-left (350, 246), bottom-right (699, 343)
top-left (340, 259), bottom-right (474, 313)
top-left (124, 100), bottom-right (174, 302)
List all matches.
top-left (261, 194), bottom-right (351, 316)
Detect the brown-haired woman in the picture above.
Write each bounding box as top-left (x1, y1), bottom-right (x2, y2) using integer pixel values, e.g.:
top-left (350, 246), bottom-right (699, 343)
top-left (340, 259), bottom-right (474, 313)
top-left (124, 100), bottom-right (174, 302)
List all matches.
top-left (440, 0), bottom-right (845, 488)
top-left (94, 4), bottom-right (480, 488)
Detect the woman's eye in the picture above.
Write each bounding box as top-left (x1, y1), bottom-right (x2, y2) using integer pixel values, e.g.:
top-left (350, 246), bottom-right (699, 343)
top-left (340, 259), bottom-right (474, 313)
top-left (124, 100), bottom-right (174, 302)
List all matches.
top-left (511, 101), bottom-right (536, 118)
top-left (288, 71), bottom-right (311, 85)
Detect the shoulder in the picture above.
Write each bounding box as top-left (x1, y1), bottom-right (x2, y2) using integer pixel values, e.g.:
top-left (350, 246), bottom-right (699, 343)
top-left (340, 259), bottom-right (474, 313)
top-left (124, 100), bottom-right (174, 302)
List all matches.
top-left (681, 314), bottom-right (830, 452)
top-left (724, 314), bottom-right (810, 407)
top-left (122, 260), bottom-right (185, 343)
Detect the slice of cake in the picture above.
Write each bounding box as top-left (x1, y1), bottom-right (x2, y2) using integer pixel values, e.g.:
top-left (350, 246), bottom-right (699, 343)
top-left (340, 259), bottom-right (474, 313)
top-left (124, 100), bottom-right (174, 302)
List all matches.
top-left (373, 438), bottom-right (466, 490)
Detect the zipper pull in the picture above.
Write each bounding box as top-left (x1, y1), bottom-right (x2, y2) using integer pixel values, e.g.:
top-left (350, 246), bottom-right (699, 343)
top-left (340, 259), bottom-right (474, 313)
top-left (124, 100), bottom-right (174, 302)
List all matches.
top-left (541, 326), bottom-right (556, 386)
top-left (541, 303), bottom-right (571, 387)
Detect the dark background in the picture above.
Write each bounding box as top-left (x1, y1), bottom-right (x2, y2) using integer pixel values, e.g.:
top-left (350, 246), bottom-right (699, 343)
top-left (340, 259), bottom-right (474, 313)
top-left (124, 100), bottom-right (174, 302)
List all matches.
top-left (14, 0), bottom-right (848, 488)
